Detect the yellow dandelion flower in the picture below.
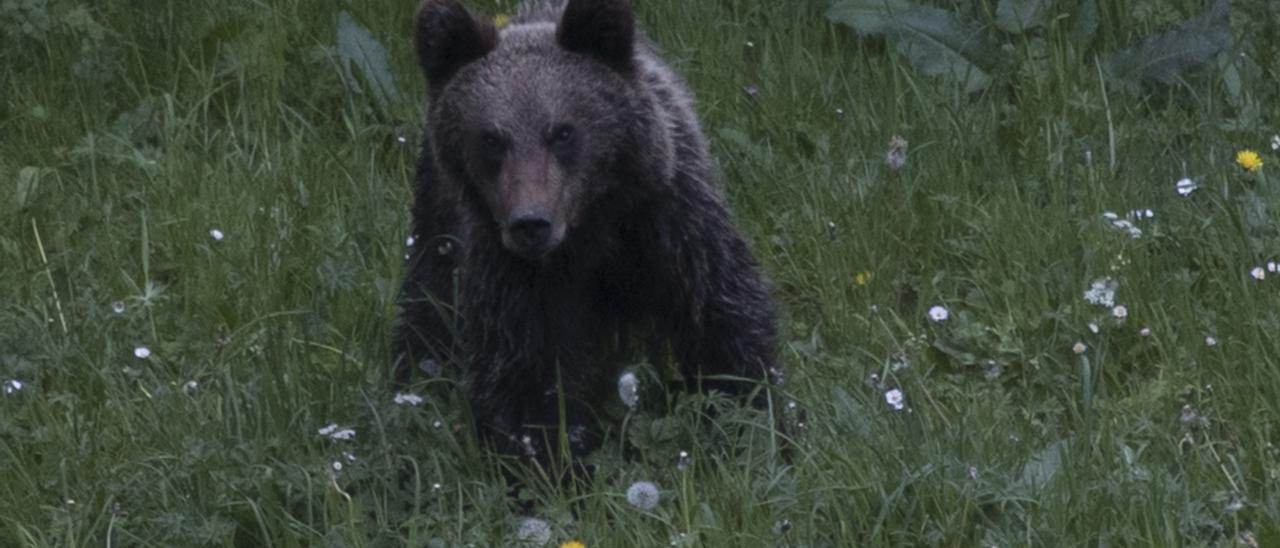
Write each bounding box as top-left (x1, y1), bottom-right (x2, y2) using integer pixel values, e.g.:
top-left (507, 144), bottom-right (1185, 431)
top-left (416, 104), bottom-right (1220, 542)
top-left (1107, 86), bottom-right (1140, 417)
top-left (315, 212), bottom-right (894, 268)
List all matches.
top-left (560, 541), bottom-right (586, 548)
top-left (1236, 149), bottom-right (1263, 172)
top-left (854, 271), bottom-right (873, 286)
top-left (493, 14), bottom-right (510, 28)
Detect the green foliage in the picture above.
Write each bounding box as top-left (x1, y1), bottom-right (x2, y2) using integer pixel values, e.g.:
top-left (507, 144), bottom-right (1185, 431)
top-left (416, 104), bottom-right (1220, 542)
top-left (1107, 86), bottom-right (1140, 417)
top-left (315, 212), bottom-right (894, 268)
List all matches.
top-left (4, 0), bottom-right (1280, 545)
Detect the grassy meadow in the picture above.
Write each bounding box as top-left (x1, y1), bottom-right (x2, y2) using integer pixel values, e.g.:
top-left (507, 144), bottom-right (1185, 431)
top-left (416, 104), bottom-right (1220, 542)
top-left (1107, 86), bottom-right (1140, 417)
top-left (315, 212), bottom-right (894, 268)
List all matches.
top-left (4, 0), bottom-right (1280, 545)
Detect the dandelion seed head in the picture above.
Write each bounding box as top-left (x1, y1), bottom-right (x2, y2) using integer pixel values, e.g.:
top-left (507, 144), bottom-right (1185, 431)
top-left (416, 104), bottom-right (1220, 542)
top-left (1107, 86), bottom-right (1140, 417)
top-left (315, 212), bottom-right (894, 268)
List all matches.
top-left (1112, 305), bottom-right (1128, 320)
top-left (331, 461), bottom-right (343, 472)
top-left (1072, 341), bottom-right (1087, 354)
top-left (209, 228), bottom-right (224, 241)
top-left (134, 346), bottom-right (151, 359)
top-left (927, 305), bottom-right (949, 322)
top-left (884, 388), bottom-right (905, 411)
top-left (515, 518), bottom-right (552, 545)
top-left (617, 372), bottom-right (640, 409)
top-left (1175, 177), bottom-right (1198, 196)
top-left (626, 481), bottom-right (661, 510)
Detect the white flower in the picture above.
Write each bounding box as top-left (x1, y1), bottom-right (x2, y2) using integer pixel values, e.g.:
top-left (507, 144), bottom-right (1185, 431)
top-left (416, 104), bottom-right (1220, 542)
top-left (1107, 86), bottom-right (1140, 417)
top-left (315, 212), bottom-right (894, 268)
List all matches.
top-left (1205, 336), bottom-right (1218, 347)
top-left (1083, 278), bottom-right (1117, 307)
top-left (134, 346), bottom-right (151, 359)
top-left (1139, 327), bottom-right (1152, 337)
top-left (1268, 262), bottom-right (1278, 273)
top-left (111, 301), bottom-right (126, 314)
top-left (676, 450), bottom-right (691, 471)
top-left (1088, 322), bottom-right (1100, 334)
top-left (3, 379), bottom-right (23, 395)
top-left (405, 235), bottom-right (416, 247)
top-left (1072, 341), bottom-right (1087, 354)
top-left (1252, 267), bottom-right (1267, 280)
top-left (927, 305), bottom-right (949, 322)
top-left (393, 392), bottom-right (424, 406)
top-left (617, 372), bottom-right (640, 409)
top-left (1272, 134), bottom-right (1280, 151)
top-left (515, 517), bottom-right (551, 545)
top-left (397, 136), bottom-right (408, 144)
top-left (331, 461), bottom-right (343, 472)
top-left (182, 380), bottom-right (198, 394)
top-left (1112, 305), bottom-right (1128, 320)
top-left (209, 228), bottom-right (224, 241)
top-left (884, 388), bottom-right (905, 411)
top-left (318, 423), bottom-right (356, 441)
top-left (626, 481), bottom-right (661, 510)
top-left (1175, 177), bottom-right (1198, 196)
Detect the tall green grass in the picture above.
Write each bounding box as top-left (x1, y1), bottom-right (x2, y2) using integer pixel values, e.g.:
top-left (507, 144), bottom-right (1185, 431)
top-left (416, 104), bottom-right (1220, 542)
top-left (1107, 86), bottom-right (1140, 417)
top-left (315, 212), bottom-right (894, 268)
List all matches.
top-left (3, 0), bottom-right (1279, 545)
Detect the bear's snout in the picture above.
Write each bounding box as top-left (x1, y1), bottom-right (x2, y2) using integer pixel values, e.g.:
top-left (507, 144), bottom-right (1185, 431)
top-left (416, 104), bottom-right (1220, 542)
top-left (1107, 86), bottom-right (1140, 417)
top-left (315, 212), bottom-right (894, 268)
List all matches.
top-left (503, 212), bottom-right (558, 258)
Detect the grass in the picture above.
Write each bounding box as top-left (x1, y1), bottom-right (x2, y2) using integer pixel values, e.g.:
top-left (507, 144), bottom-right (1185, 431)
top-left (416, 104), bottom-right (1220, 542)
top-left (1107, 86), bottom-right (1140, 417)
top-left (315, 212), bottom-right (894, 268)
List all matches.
top-left (3, 0), bottom-right (1280, 545)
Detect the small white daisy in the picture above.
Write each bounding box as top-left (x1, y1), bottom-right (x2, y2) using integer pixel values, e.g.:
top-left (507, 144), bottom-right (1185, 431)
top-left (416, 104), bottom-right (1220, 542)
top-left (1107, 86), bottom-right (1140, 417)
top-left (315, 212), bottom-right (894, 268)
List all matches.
top-left (1268, 262), bottom-right (1278, 273)
top-left (884, 388), bottom-right (905, 411)
top-left (927, 305), bottom-right (949, 322)
top-left (1083, 278), bottom-right (1117, 307)
top-left (1175, 177), bottom-right (1198, 196)
top-left (134, 346), bottom-right (151, 359)
top-left (393, 392), bottom-right (424, 406)
top-left (209, 228), bottom-right (224, 241)
top-left (1252, 267), bottom-right (1266, 280)
top-left (331, 461), bottom-right (343, 472)
top-left (515, 517), bottom-right (551, 545)
top-left (626, 481), bottom-right (661, 510)
top-left (111, 301), bottom-right (126, 314)
top-left (1072, 341), bottom-right (1087, 354)
top-left (617, 372), bottom-right (640, 409)
top-left (1112, 305), bottom-right (1128, 320)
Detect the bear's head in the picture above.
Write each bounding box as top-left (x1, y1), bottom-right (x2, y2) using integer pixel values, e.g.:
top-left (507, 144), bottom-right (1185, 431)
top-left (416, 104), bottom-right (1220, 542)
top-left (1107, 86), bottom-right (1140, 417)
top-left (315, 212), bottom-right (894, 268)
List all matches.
top-left (415, 0), bottom-right (656, 261)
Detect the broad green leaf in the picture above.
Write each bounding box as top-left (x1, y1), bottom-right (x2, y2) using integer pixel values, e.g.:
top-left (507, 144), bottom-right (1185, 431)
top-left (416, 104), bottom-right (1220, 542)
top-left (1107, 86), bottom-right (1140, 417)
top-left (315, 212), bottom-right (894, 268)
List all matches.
top-left (1104, 0), bottom-right (1229, 91)
top-left (996, 0), bottom-right (1050, 33)
top-left (337, 11), bottom-right (400, 109)
top-left (827, 0), bottom-right (1001, 93)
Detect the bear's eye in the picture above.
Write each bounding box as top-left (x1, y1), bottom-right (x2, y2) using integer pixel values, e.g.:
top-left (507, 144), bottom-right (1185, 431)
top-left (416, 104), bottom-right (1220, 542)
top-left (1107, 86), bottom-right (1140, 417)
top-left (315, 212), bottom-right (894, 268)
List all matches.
top-left (549, 124), bottom-right (575, 147)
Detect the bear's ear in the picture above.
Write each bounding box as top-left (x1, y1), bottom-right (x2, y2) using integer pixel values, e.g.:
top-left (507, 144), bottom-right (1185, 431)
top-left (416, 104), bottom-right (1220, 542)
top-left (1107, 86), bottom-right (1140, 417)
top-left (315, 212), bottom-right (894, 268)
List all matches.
top-left (415, 0), bottom-right (498, 88)
top-left (557, 0), bottom-right (635, 74)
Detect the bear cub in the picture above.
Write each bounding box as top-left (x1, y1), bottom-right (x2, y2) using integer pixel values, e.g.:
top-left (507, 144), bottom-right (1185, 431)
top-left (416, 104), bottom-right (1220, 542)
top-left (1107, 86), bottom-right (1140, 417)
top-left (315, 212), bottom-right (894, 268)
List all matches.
top-left (393, 0), bottom-right (781, 460)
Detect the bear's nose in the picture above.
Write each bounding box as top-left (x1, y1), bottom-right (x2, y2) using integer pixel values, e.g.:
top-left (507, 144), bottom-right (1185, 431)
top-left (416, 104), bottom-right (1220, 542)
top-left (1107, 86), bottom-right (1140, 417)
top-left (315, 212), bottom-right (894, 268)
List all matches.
top-left (507, 215), bottom-right (553, 252)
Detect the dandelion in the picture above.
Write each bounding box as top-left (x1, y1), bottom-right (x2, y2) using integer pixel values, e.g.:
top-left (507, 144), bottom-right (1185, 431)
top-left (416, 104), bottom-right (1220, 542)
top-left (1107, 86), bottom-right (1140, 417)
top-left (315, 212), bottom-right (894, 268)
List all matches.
top-left (1236, 149), bottom-right (1263, 172)
top-left (561, 541), bottom-right (586, 548)
top-left (1112, 305), bottom-right (1128, 320)
top-left (854, 271), bottom-right (872, 286)
top-left (209, 228), bottom-right (224, 241)
top-left (393, 392), bottom-right (425, 406)
top-left (318, 423), bottom-right (356, 441)
top-left (676, 450), bottom-right (691, 471)
top-left (516, 518), bottom-right (551, 545)
top-left (1083, 278), bottom-right (1117, 307)
top-left (885, 135), bottom-right (908, 170)
top-left (1251, 267), bottom-right (1267, 280)
top-left (3, 379), bottom-right (23, 395)
top-left (884, 388), bottom-right (905, 411)
top-left (492, 14), bottom-right (510, 27)
top-left (1072, 341), bottom-right (1087, 354)
top-left (134, 346), bottom-right (151, 359)
top-left (617, 372), bottom-right (639, 408)
top-left (626, 481), bottom-right (661, 510)
top-left (111, 301), bottom-right (126, 314)
top-left (927, 305), bottom-right (949, 322)
top-left (1175, 177), bottom-right (1198, 196)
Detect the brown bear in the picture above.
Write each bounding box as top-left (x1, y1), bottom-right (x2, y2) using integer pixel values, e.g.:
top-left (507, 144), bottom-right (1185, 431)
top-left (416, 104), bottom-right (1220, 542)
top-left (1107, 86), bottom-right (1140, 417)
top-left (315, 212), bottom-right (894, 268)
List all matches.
top-left (392, 0), bottom-right (781, 459)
